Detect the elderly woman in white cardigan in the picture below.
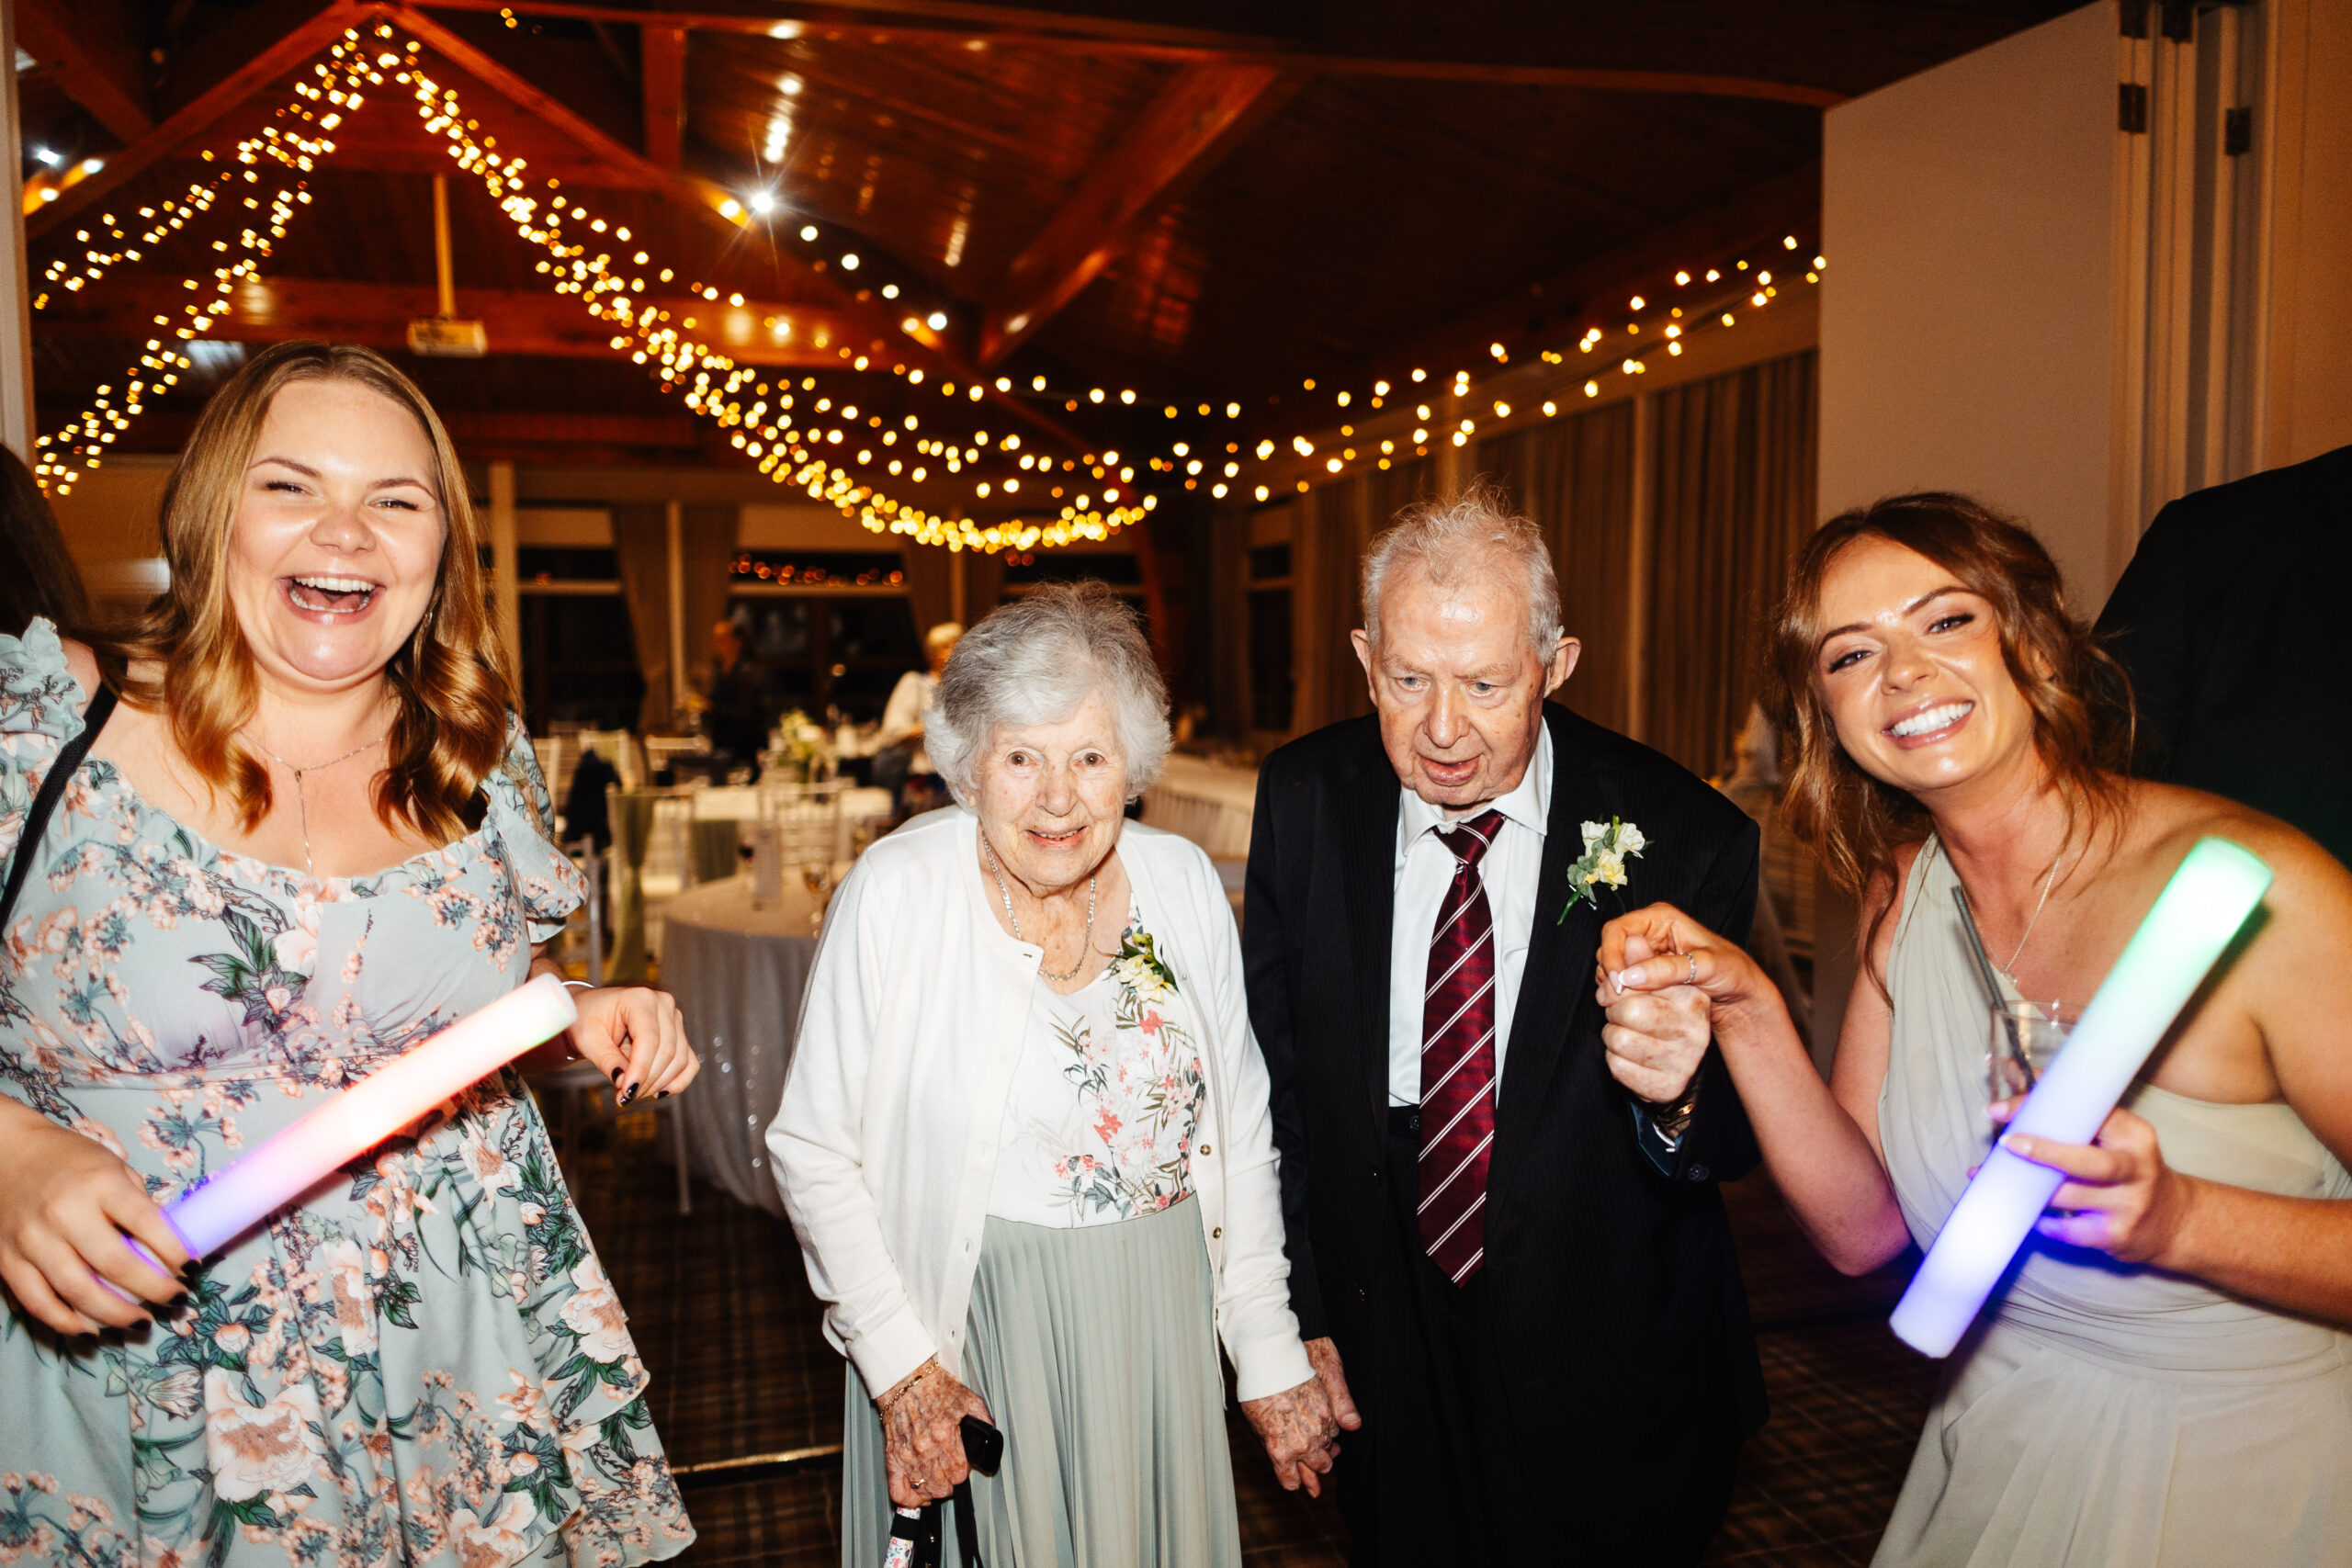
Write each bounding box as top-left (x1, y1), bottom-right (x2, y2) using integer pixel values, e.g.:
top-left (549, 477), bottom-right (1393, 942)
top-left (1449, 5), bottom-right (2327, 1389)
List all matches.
top-left (771, 581), bottom-right (1340, 1567)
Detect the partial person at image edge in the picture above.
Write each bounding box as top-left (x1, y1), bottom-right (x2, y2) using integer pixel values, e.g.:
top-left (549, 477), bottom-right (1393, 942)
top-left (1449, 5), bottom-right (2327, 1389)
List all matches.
top-left (2097, 443), bottom-right (2352, 869)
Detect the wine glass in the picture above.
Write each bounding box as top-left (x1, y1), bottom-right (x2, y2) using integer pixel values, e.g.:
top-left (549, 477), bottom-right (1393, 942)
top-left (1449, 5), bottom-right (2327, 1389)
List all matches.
top-left (800, 860), bottom-right (832, 932)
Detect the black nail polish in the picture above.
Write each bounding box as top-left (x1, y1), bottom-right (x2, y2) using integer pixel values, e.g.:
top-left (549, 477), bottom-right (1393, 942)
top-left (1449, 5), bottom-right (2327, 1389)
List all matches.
top-left (617, 1086), bottom-right (636, 1106)
top-left (610, 1067), bottom-right (623, 1083)
top-left (657, 1089), bottom-right (670, 1100)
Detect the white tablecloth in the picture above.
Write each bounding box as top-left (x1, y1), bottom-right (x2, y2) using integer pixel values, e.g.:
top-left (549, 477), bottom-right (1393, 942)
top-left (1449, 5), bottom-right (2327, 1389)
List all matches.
top-left (1142, 755), bottom-right (1260, 861)
top-left (661, 874), bottom-right (829, 1215)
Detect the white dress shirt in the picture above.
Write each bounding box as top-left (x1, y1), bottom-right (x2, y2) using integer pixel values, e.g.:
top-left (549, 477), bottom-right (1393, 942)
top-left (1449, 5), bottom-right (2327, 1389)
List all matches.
top-left (1388, 725), bottom-right (1553, 1106)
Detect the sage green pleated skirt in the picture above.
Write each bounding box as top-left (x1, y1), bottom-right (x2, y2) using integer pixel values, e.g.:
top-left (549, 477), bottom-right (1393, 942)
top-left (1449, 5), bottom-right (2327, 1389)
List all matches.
top-left (841, 1198), bottom-right (1243, 1568)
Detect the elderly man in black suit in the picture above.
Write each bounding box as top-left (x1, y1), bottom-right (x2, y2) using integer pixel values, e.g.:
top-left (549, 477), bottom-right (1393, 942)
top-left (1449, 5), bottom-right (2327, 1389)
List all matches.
top-left (1244, 484), bottom-right (1766, 1563)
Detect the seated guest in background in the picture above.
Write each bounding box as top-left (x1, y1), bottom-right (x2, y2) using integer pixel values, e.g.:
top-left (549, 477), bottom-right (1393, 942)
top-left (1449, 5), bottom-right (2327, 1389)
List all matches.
top-left (0, 341), bottom-right (698, 1564)
top-left (772, 583), bottom-right (1336, 1567)
top-left (872, 619), bottom-right (961, 804)
top-left (0, 443), bottom-right (94, 637)
top-left (704, 615), bottom-right (773, 775)
top-left (1600, 493), bottom-right (2352, 1566)
top-left (1245, 486), bottom-right (1767, 1564)
top-left (2097, 443), bottom-right (2352, 867)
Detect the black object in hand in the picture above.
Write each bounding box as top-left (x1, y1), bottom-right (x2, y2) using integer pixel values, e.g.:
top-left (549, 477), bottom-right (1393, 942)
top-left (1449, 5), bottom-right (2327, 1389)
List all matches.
top-left (959, 1416), bottom-right (1003, 1475)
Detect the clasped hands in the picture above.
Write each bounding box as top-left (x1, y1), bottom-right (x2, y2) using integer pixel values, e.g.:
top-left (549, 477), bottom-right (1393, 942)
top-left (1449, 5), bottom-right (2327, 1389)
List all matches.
top-left (880, 1337), bottom-right (1358, 1509)
top-left (1595, 900), bottom-right (2198, 1269)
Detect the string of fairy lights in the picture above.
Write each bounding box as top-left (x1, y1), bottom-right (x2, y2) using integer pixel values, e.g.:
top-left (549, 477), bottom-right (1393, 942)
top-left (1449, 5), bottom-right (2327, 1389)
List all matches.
top-left (28, 18), bottom-right (1822, 553)
top-left (30, 32), bottom-right (378, 494)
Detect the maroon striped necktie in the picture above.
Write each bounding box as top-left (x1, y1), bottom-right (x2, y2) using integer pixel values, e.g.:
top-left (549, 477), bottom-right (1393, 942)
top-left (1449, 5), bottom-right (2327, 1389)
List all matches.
top-left (1419, 807), bottom-right (1505, 1285)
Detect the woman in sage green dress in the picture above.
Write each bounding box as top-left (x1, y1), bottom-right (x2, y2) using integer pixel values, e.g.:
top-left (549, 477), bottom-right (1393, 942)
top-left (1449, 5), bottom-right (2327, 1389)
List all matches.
top-left (0, 342), bottom-right (699, 1565)
top-left (1594, 493), bottom-right (2352, 1566)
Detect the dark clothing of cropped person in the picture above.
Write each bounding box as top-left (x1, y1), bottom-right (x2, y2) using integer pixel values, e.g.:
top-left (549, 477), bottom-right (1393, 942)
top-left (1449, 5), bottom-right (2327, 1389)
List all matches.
top-left (2096, 444), bottom-right (2352, 867)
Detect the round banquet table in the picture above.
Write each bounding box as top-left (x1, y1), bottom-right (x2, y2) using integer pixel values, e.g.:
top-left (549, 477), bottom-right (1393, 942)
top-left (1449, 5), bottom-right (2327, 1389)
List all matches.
top-left (661, 873), bottom-right (834, 1215)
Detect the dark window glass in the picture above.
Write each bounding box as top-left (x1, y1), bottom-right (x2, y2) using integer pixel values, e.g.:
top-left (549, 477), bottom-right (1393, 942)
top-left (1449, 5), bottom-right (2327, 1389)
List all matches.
top-left (1248, 544), bottom-right (1292, 581)
top-left (518, 547), bottom-right (620, 581)
top-left (521, 595), bottom-right (645, 731)
top-left (725, 593), bottom-right (920, 724)
top-left (1249, 589), bottom-right (1293, 732)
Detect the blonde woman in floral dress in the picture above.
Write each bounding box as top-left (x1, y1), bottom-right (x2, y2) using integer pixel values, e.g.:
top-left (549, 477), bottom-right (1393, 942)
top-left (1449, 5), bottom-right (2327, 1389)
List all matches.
top-left (772, 582), bottom-right (1340, 1567)
top-left (0, 343), bottom-right (697, 1565)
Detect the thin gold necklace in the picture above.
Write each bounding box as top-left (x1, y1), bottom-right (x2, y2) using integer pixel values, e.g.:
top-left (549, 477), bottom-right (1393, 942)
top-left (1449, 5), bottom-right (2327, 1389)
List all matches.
top-left (2003, 847), bottom-right (2069, 975)
top-left (248, 730), bottom-right (387, 875)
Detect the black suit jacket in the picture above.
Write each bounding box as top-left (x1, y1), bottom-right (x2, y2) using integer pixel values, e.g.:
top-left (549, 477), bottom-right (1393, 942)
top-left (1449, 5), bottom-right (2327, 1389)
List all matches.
top-left (1244, 704), bottom-right (1768, 1526)
top-left (2096, 444), bottom-right (2352, 869)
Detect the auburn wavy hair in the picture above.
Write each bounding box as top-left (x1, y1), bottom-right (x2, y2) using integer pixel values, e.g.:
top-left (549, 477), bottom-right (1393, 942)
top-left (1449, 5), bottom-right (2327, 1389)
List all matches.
top-left (1764, 492), bottom-right (2136, 904)
top-left (95, 341), bottom-right (514, 845)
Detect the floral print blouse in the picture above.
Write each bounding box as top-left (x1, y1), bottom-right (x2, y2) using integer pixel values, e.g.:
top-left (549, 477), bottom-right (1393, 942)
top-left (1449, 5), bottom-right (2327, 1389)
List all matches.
top-left (0, 620), bottom-right (692, 1567)
top-left (986, 911), bottom-right (1208, 1226)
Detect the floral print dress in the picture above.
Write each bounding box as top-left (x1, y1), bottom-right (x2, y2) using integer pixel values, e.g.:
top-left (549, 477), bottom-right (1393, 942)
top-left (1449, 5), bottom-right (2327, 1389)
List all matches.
top-left (0, 621), bottom-right (692, 1568)
top-left (986, 912), bottom-right (1208, 1226)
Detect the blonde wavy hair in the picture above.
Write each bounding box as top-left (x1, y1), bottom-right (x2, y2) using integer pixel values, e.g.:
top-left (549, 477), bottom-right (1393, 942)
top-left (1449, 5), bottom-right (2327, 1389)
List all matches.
top-left (96, 341), bottom-right (514, 846)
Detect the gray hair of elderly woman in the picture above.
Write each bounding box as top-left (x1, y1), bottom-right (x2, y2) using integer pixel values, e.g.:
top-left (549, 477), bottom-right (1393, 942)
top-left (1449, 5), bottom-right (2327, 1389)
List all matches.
top-left (926, 580), bottom-right (1171, 804)
top-left (1361, 480), bottom-right (1565, 658)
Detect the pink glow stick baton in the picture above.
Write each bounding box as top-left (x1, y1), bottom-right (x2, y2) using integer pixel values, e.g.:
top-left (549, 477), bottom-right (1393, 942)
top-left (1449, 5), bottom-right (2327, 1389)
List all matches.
top-left (130, 974), bottom-right (579, 1269)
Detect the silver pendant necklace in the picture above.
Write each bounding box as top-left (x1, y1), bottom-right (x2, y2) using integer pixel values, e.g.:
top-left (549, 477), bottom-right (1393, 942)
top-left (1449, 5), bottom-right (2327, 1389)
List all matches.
top-left (247, 730), bottom-right (387, 875)
top-left (980, 830), bottom-right (1096, 984)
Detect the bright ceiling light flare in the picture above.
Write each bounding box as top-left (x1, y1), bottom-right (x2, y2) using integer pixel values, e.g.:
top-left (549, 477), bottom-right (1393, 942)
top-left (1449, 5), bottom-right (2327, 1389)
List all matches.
top-left (747, 191), bottom-right (775, 215)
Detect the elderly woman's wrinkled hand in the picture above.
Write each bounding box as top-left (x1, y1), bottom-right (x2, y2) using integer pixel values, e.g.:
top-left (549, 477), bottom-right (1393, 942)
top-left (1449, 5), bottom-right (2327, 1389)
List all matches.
top-left (1241, 1373), bottom-right (1342, 1497)
top-left (879, 1358), bottom-right (993, 1510)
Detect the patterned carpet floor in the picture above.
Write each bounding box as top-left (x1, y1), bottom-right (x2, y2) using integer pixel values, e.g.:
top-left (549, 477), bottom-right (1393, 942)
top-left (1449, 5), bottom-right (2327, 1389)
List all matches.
top-left (561, 1107), bottom-right (1932, 1567)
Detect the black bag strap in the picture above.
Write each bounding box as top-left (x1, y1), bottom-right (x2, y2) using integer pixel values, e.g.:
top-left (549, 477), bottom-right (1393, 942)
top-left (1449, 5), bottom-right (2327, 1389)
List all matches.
top-left (911, 1485), bottom-right (983, 1568)
top-left (1, 684), bottom-right (117, 931)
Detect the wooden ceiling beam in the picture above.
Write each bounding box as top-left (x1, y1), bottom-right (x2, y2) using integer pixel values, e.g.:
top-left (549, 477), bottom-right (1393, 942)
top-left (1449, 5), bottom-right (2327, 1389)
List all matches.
top-left (385, 10), bottom-right (1083, 446)
top-left (977, 62), bottom-right (1293, 367)
top-left (15, 0), bottom-right (155, 145)
top-left (642, 24), bottom-right (688, 167)
top-left (403, 0), bottom-right (1849, 106)
top-left (35, 273), bottom-right (904, 368)
top-left (28, 0), bottom-right (364, 242)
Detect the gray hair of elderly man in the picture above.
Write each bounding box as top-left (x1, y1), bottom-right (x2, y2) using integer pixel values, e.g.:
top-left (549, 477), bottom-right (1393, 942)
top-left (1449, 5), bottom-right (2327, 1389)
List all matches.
top-left (926, 579), bottom-right (1172, 805)
top-left (1362, 479), bottom-right (1566, 658)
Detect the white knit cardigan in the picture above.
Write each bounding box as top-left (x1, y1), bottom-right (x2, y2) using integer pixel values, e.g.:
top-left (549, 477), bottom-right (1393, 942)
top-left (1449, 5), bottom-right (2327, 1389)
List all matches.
top-left (767, 807), bottom-right (1315, 1403)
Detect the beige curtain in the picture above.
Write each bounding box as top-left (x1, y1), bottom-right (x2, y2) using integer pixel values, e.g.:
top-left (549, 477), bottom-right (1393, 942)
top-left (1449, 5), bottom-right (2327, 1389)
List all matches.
top-left (1285, 457), bottom-right (1437, 735)
top-left (1476, 402), bottom-right (1637, 733)
top-left (899, 544), bottom-right (954, 637)
top-left (611, 503), bottom-right (672, 733)
top-left (960, 550), bottom-right (1006, 623)
top-left (679, 503), bottom-right (740, 700)
top-left (1644, 351), bottom-right (1818, 778)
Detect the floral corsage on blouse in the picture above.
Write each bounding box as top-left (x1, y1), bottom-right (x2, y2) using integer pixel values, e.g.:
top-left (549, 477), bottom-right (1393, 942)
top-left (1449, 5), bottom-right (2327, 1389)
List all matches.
top-left (1559, 816), bottom-right (1647, 921)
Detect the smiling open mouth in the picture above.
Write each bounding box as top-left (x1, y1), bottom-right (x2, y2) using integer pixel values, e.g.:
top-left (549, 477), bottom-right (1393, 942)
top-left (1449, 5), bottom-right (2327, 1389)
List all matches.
top-left (284, 574), bottom-right (379, 615)
top-left (1888, 701), bottom-right (1972, 739)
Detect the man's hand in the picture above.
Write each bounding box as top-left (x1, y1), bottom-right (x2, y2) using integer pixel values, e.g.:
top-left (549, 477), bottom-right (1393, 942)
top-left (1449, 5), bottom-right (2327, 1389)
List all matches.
top-left (1304, 1337), bottom-right (1362, 1431)
top-left (1598, 939), bottom-right (1713, 1104)
top-left (1241, 1374), bottom-right (1342, 1496)
top-left (1594, 903), bottom-right (1781, 1103)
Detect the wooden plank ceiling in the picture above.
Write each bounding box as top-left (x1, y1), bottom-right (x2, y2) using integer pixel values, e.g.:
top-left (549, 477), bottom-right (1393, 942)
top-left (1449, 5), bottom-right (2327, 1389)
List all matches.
top-left (20, 0), bottom-right (2078, 491)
